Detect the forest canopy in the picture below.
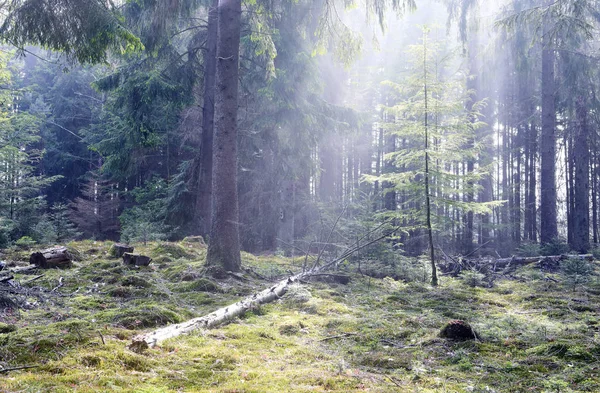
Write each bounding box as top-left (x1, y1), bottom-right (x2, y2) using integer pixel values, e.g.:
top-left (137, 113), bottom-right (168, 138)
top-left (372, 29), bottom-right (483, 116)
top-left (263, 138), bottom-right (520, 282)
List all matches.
top-left (0, 0), bottom-right (598, 273)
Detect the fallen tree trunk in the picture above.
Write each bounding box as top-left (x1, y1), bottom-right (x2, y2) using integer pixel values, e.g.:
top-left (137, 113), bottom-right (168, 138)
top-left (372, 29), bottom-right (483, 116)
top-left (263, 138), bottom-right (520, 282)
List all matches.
top-left (440, 254), bottom-right (594, 275)
top-left (29, 247), bottom-right (72, 269)
top-left (130, 229), bottom-right (394, 351)
top-left (130, 274), bottom-right (303, 352)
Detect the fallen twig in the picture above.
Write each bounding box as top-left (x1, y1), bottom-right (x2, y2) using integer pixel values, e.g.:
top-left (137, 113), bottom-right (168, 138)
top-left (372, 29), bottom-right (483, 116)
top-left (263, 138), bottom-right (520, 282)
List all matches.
top-left (22, 275), bottom-right (44, 285)
top-left (318, 332), bottom-right (357, 342)
top-left (0, 365), bottom-right (39, 373)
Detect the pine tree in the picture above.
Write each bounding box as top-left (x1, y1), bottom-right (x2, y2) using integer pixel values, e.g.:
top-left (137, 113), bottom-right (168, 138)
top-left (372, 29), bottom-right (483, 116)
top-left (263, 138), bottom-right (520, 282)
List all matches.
top-left (370, 27), bottom-right (499, 285)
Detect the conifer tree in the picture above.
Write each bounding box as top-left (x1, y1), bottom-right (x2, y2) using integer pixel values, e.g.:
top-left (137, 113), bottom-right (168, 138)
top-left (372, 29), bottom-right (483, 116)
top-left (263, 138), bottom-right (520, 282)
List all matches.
top-left (371, 27), bottom-right (498, 285)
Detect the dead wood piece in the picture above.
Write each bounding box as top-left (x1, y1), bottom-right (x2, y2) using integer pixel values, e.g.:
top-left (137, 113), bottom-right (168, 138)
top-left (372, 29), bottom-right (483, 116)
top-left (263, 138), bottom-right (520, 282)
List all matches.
top-left (110, 243), bottom-right (134, 258)
top-left (8, 266), bottom-right (37, 274)
top-left (318, 332), bottom-right (357, 342)
top-left (29, 246), bottom-right (72, 269)
top-left (122, 253), bottom-right (152, 267)
top-left (0, 365), bottom-right (39, 373)
top-left (449, 254), bottom-right (595, 274)
top-left (130, 229), bottom-right (396, 351)
top-left (22, 275), bottom-right (44, 285)
top-left (0, 275), bottom-right (13, 283)
top-left (130, 275), bottom-right (302, 351)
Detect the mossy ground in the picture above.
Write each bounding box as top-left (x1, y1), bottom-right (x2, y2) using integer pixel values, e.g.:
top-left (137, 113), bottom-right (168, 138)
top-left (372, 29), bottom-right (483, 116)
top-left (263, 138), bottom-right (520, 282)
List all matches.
top-left (1, 241), bottom-right (599, 392)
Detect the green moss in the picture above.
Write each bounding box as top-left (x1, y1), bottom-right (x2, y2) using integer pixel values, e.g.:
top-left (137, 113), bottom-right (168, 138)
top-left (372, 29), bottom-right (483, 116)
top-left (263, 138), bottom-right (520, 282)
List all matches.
top-left (0, 322), bottom-right (17, 333)
top-left (110, 305), bottom-right (184, 329)
top-left (173, 278), bottom-right (220, 293)
top-left (151, 243), bottom-right (196, 260)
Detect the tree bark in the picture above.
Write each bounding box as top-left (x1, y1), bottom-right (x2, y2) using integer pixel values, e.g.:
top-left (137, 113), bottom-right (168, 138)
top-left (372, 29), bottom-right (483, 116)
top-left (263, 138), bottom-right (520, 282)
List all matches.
top-left (572, 95), bottom-right (590, 253)
top-left (206, 0), bottom-right (242, 271)
top-left (29, 247), bottom-right (72, 269)
top-left (196, 0), bottom-right (219, 237)
top-left (540, 40), bottom-right (558, 244)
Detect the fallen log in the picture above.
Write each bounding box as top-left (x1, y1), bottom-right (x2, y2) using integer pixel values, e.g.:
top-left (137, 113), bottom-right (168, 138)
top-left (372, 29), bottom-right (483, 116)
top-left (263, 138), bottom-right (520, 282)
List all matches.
top-left (29, 247), bottom-right (72, 269)
top-left (130, 229), bottom-right (395, 351)
top-left (441, 254), bottom-right (594, 275)
top-left (130, 274), bottom-right (303, 352)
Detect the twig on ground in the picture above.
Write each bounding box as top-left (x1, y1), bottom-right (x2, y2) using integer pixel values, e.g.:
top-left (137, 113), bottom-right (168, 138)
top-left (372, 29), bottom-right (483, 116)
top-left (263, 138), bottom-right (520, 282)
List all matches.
top-left (22, 275), bottom-right (44, 285)
top-left (318, 332), bottom-right (357, 342)
top-left (0, 365), bottom-right (39, 373)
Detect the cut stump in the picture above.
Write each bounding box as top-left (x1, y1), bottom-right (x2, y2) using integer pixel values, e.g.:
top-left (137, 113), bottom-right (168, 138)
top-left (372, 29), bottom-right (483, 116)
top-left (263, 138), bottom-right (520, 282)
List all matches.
top-left (123, 253), bottom-right (152, 267)
top-left (29, 246), bottom-right (72, 269)
top-left (110, 243), bottom-right (134, 258)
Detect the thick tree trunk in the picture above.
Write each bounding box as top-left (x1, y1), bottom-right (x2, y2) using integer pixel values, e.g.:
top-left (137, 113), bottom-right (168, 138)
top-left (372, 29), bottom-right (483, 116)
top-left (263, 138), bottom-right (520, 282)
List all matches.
top-left (196, 0), bottom-right (219, 237)
top-left (206, 0), bottom-right (242, 271)
top-left (572, 95), bottom-right (590, 253)
top-left (540, 43), bottom-right (558, 244)
top-left (29, 247), bottom-right (72, 269)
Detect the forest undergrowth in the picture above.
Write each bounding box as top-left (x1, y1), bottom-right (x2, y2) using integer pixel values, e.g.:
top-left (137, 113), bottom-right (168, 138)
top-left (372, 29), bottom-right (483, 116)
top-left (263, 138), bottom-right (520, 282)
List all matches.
top-left (0, 240), bottom-right (599, 392)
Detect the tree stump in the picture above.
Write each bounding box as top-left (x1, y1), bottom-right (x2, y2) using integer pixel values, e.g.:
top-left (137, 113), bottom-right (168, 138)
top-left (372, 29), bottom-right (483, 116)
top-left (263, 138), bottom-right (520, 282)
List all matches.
top-left (439, 320), bottom-right (479, 341)
top-left (110, 243), bottom-right (134, 258)
top-left (123, 253), bottom-right (152, 267)
top-left (29, 246), bottom-right (72, 269)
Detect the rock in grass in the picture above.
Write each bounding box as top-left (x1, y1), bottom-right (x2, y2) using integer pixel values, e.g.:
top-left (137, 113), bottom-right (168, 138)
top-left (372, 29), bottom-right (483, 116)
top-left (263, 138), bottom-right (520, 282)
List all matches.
top-left (439, 320), bottom-right (479, 341)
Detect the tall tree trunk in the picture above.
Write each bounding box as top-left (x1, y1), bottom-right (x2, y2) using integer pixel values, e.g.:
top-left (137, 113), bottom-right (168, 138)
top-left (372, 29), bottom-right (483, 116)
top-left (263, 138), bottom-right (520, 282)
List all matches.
top-left (572, 95), bottom-right (590, 252)
top-left (196, 0), bottom-right (219, 237)
top-left (540, 41), bottom-right (558, 244)
top-left (206, 0), bottom-right (242, 271)
top-left (383, 130), bottom-right (396, 211)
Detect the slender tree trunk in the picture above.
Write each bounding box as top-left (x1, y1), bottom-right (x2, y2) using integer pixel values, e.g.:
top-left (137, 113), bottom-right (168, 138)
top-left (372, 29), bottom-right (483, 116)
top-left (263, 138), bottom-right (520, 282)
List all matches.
top-left (206, 0), bottom-right (242, 271)
top-left (572, 95), bottom-right (590, 252)
top-left (197, 0), bottom-right (219, 237)
top-left (383, 131), bottom-right (396, 211)
top-left (540, 41), bottom-right (558, 243)
top-left (423, 33), bottom-right (437, 286)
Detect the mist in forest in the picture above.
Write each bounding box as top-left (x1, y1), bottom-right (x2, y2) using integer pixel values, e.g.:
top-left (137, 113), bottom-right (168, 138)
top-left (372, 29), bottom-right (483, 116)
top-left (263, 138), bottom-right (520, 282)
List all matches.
top-left (0, 0), bottom-right (598, 266)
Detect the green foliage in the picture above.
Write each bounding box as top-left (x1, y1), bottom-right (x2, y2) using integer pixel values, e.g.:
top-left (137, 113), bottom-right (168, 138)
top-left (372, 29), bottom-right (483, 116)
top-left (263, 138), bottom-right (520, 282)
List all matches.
top-left (50, 203), bottom-right (82, 243)
top-left (0, 0), bottom-right (144, 64)
top-left (516, 242), bottom-right (542, 257)
top-left (561, 257), bottom-right (595, 291)
top-left (15, 235), bottom-right (36, 249)
top-left (120, 178), bottom-right (169, 244)
top-left (366, 27), bottom-right (501, 254)
top-left (541, 238), bottom-right (570, 256)
top-left (460, 270), bottom-right (486, 287)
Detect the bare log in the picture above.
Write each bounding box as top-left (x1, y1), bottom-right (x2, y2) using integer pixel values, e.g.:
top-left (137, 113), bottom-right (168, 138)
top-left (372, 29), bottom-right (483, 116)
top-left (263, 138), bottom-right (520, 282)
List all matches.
top-left (29, 247), bottom-right (72, 269)
top-left (109, 243), bottom-right (134, 258)
top-left (130, 274), bottom-right (303, 351)
top-left (130, 229), bottom-right (396, 351)
top-left (441, 254), bottom-right (594, 275)
top-left (122, 253), bottom-right (151, 267)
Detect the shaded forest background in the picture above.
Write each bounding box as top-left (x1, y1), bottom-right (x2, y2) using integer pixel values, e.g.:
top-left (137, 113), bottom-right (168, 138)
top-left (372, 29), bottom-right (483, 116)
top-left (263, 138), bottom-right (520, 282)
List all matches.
top-left (0, 0), bottom-right (598, 263)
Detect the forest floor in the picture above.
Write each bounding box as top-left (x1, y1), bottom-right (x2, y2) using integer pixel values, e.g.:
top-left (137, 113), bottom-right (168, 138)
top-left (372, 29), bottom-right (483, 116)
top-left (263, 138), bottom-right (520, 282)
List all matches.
top-left (0, 240), bottom-right (599, 392)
